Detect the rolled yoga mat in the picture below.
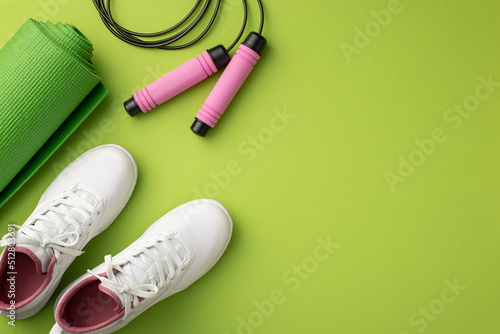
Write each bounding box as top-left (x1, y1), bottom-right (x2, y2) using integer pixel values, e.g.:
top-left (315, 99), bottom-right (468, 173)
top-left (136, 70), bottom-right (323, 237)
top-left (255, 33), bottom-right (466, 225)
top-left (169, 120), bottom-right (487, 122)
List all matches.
top-left (0, 19), bottom-right (108, 208)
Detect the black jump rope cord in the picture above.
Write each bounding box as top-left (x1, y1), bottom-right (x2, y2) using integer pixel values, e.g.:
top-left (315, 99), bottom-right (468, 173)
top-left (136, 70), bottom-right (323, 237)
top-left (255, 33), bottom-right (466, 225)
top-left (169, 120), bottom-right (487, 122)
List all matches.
top-left (92, 0), bottom-right (264, 51)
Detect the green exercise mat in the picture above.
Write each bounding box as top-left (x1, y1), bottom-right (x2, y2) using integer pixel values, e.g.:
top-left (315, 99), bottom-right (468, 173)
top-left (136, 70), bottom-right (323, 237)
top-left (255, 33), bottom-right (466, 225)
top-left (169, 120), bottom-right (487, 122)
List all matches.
top-left (0, 19), bottom-right (108, 208)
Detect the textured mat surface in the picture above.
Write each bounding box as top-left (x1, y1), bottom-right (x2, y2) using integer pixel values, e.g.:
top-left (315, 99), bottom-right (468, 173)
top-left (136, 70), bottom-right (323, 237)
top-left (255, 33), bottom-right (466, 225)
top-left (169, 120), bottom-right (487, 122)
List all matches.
top-left (0, 19), bottom-right (108, 208)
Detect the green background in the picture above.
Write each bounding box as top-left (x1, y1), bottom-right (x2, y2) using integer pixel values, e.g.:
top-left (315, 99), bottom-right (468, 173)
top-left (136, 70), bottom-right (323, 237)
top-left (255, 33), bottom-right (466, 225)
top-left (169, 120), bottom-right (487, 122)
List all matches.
top-left (1, 0), bottom-right (499, 333)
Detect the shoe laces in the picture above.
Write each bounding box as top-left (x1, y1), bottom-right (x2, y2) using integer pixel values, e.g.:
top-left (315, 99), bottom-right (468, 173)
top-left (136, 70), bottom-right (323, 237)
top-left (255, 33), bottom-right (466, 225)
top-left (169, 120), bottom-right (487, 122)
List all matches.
top-left (88, 237), bottom-right (186, 319)
top-left (0, 187), bottom-right (99, 261)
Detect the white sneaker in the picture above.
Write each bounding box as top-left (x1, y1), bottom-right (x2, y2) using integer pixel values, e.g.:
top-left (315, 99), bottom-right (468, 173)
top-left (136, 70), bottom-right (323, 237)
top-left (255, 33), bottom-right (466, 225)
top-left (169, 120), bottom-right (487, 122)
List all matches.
top-left (49, 199), bottom-right (232, 334)
top-left (0, 145), bottom-right (137, 319)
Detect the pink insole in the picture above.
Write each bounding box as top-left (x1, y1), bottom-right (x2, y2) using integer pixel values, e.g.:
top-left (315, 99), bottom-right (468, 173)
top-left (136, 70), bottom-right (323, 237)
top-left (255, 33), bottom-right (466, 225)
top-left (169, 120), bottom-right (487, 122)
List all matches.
top-left (66, 281), bottom-right (120, 327)
top-left (1, 252), bottom-right (47, 303)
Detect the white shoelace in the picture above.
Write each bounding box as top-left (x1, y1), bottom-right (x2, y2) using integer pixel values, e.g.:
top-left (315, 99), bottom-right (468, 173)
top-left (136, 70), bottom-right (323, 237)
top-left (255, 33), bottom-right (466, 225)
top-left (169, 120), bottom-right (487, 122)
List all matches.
top-left (0, 189), bottom-right (98, 262)
top-left (88, 239), bottom-right (186, 319)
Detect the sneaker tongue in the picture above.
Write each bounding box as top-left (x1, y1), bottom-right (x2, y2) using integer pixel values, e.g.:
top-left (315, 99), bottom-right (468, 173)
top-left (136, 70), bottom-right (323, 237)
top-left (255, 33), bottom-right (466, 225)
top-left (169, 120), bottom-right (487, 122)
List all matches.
top-left (19, 188), bottom-right (97, 273)
top-left (101, 238), bottom-right (187, 311)
top-left (73, 189), bottom-right (97, 207)
top-left (97, 283), bottom-right (124, 311)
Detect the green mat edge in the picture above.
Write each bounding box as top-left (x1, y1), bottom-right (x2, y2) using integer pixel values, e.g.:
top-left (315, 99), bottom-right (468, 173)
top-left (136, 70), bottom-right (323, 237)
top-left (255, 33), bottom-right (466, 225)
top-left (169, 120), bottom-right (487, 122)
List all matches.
top-left (0, 82), bottom-right (108, 209)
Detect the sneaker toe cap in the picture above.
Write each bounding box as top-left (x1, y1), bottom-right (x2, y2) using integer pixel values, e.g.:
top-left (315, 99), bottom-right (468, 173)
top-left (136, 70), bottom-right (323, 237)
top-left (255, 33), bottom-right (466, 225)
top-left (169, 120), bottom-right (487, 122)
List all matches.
top-left (41, 145), bottom-right (137, 210)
